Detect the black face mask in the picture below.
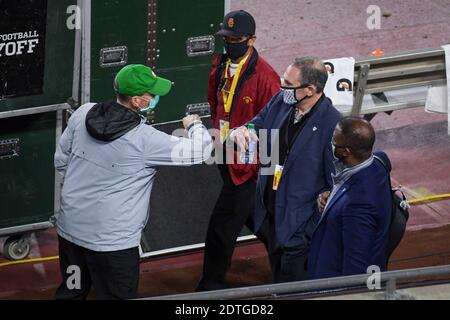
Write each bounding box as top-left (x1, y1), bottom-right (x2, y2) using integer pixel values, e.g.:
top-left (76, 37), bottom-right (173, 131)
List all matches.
top-left (224, 40), bottom-right (249, 60)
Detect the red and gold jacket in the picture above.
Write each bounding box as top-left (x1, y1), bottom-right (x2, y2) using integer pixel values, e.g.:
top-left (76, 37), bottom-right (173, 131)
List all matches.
top-left (208, 47), bottom-right (280, 186)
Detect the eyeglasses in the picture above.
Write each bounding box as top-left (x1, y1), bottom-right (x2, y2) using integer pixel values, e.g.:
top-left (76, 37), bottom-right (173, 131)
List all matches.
top-left (280, 83), bottom-right (310, 90)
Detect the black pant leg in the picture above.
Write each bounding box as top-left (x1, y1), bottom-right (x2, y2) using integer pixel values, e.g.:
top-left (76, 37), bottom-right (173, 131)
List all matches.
top-left (276, 212), bottom-right (316, 283)
top-left (197, 167), bottom-right (256, 291)
top-left (54, 236), bottom-right (92, 300)
top-left (197, 175), bottom-right (237, 291)
top-left (85, 246), bottom-right (140, 300)
top-left (277, 241), bottom-right (309, 283)
top-left (257, 208), bottom-right (312, 284)
top-left (256, 212), bottom-right (283, 283)
top-left (268, 224), bottom-right (310, 283)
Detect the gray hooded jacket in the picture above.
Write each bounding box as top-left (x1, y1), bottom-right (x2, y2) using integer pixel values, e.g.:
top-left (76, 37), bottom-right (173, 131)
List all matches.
top-left (54, 101), bottom-right (212, 251)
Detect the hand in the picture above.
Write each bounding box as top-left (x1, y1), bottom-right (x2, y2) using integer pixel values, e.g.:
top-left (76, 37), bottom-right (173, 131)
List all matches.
top-left (317, 191), bottom-right (331, 213)
top-left (183, 114), bottom-right (202, 129)
top-left (230, 126), bottom-right (258, 151)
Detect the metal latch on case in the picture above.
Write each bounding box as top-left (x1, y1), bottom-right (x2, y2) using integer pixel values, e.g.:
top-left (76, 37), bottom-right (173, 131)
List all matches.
top-left (0, 138), bottom-right (20, 160)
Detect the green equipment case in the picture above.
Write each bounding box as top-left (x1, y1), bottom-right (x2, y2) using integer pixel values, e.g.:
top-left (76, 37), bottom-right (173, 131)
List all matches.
top-left (0, 0), bottom-right (75, 260)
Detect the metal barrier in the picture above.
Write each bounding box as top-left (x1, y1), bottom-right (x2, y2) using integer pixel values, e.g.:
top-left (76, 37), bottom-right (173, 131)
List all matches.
top-left (143, 264), bottom-right (450, 300)
top-left (350, 46), bottom-right (446, 116)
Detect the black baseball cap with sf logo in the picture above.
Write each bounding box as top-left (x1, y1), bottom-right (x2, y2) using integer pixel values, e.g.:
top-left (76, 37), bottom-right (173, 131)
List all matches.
top-left (216, 10), bottom-right (256, 38)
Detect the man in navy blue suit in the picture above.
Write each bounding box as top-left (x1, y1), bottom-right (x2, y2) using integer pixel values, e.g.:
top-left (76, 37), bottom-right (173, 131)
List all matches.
top-left (231, 57), bottom-right (341, 282)
top-left (307, 117), bottom-right (392, 280)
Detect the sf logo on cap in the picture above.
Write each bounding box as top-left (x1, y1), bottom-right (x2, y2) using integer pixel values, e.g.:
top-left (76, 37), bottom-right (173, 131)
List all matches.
top-left (227, 18), bottom-right (235, 28)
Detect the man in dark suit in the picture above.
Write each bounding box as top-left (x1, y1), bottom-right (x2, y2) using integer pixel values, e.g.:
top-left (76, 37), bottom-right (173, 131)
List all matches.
top-left (307, 117), bottom-right (392, 279)
top-left (231, 57), bottom-right (341, 282)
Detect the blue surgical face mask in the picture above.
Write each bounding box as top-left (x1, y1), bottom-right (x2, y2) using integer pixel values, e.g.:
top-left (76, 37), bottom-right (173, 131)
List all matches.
top-left (138, 95), bottom-right (160, 116)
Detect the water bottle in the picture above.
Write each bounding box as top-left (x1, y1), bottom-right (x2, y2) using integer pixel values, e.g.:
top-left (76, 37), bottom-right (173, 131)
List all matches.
top-left (240, 123), bottom-right (257, 164)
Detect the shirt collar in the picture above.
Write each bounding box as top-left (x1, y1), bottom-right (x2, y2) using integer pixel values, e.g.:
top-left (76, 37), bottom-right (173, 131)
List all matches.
top-left (293, 93), bottom-right (324, 123)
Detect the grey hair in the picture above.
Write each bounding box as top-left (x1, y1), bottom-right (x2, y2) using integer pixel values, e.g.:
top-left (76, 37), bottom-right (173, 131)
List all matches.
top-left (291, 57), bottom-right (328, 93)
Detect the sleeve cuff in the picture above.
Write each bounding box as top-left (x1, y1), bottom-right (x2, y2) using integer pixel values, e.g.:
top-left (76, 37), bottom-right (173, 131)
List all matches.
top-left (187, 121), bottom-right (204, 135)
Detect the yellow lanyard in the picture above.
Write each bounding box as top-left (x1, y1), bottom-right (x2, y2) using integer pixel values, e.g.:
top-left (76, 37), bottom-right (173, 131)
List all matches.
top-left (221, 54), bottom-right (249, 114)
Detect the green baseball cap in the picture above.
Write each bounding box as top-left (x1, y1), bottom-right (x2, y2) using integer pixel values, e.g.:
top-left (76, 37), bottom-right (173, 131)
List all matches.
top-left (114, 64), bottom-right (172, 96)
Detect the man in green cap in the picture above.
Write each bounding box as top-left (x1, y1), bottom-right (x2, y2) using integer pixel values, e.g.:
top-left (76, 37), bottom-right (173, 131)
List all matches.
top-left (54, 64), bottom-right (212, 300)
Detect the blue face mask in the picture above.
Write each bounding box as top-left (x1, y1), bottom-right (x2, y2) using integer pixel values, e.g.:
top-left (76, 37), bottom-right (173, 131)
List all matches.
top-left (138, 95), bottom-right (160, 116)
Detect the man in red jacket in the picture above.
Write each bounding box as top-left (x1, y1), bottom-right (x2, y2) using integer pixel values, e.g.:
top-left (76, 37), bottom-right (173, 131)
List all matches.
top-left (197, 10), bottom-right (280, 291)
